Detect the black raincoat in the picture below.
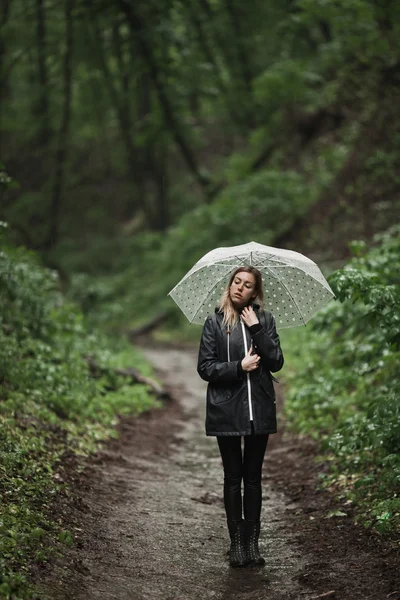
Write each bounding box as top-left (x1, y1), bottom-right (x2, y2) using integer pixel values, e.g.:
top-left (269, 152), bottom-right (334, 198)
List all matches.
top-left (197, 304), bottom-right (284, 436)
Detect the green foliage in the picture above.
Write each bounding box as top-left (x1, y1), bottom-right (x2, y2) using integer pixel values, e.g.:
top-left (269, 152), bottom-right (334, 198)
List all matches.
top-left (0, 232), bottom-right (159, 598)
top-left (286, 0), bottom-right (400, 70)
top-left (254, 58), bottom-right (320, 114)
top-left (282, 225), bottom-right (400, 534)
top-left (66, 166), bottom-right (318, 334)
top-left (164, 167), bottom-right (311, 262)
top-left (3, 0), bottom-right (400, 254)
top-left (1, 0), bottom-right (400, 574)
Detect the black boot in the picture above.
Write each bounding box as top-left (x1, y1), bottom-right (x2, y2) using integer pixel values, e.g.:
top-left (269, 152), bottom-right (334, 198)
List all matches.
top-left (245, 520), bottom-right (265, 566)
top-left (227, 520), bottom-right (248, 567)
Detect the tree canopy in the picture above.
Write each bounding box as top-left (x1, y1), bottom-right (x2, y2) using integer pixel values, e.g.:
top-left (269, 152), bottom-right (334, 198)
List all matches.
top-left (2, 0), bottom-right (399, 271)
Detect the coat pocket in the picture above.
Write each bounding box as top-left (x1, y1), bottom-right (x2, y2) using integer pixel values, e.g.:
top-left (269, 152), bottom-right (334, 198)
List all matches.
top-left (209, 382), bottom-right (244, 405)
top-left (260, 377), bottom-right (276, 400)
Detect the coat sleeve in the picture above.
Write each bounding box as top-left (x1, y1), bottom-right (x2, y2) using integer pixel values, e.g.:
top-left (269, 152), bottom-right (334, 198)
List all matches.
top-left (251, 311), bottom-right (284, 373)
top-left (197, 315), bottom-right (244, 384)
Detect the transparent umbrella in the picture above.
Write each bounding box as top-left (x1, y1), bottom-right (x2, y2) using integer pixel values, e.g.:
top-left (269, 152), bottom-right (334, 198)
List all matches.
top-left (168, 241), bottom-right (335, 328)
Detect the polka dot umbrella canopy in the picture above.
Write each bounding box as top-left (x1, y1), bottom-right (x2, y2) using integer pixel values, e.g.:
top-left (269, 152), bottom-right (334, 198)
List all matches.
top-left (168, 241), bottom-right (335, 328)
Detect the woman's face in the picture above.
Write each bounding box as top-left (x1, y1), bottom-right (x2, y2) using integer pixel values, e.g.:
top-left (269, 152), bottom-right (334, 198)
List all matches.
top-left (229, 271), bottom-right (256, 308)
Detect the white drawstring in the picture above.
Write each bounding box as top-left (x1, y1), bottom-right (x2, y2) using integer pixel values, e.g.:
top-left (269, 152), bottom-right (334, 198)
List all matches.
top-left (226, 329), bottom-right (230, 362)
top-left (240, 319), bottom-right (254, 422)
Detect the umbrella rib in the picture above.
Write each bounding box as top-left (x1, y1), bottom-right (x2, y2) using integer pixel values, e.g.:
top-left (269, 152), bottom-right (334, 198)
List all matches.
top-left (202, 260), bottom-right (242, 268)
top-left (232, 254), bottom-right (251, 266)
top-left (189, 267), bottom-right (234, 324)
top-left (188, 256), bottom-right (244, 274)
top-left (169, 243), bottom-right (334, 327)
top-left (261, 264), bottom-right (307, 327)
top-left (260, 255), bottom-right (335, 297)
top-left (197, 255), bottom-right (254, 270)
top-left (265, 263), bottom-right (334, 294)
top-left (185, 253), bottom-right (271, 275)
top-left (170, 258), bottom-right (242, 291)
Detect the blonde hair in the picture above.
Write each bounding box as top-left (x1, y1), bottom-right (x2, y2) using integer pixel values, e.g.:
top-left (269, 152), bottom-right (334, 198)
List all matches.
top-left (218, 267), bottom-right (264, 329)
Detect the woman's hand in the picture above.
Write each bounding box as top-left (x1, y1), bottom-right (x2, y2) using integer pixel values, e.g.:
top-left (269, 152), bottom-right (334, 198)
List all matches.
top-left (241, 306), bottom-right (259, 328)
top-left (241, 345), bottom-right (260, 372)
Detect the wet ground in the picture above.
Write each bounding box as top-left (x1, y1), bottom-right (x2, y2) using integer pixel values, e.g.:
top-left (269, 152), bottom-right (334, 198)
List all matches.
top-left (36, 346), bottom-right (400, 600)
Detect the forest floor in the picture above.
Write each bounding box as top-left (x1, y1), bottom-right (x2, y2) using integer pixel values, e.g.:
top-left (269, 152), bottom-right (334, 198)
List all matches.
top-left (35, 345), bottom-right (400, 600)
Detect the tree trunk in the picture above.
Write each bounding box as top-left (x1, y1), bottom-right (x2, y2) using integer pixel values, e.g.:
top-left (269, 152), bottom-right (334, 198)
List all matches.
top-left (0, 0), bottom-right (12, 106)
top-left (186, 0), bottom-right (241, 130)
top-left (135, 61), bottom-right (160, 228)
top-left (223, 0), bottom-right (254, 127)
top-left (152, 143), bottom-right (169, 232)
top-left (224, 0), bottom-right (253, 89)
top-left (35, 0), bottom-right (50, 146)
top-left (119, 0), bottom-right (212, 199)
top-left (112, 21), bottom-right (129, 100)
top-left (87, 13), bottom-right (152, 224)
top-left (45, 0), bottom-right (74, 250)
top-left (86, 355), bottom-right (171, 400)
top-left (90, 16), bottom-right (135, 166)
top-left (197, 0), bottom-right (252, 129)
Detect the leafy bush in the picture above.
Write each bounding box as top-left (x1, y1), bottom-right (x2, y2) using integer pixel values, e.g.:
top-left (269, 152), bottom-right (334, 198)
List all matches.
top-left (0, 227), bottom-right (159, 599)
top-left (283, 224), bottom-right (400, 534)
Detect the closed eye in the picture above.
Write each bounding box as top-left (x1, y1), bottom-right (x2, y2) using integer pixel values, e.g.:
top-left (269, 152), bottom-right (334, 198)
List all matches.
top-left (234, 278), bottom-right (252, 287)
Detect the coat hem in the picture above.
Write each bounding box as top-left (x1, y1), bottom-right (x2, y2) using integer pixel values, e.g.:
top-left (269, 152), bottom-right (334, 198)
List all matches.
top-left (206, 429), bottom-right (277, 437)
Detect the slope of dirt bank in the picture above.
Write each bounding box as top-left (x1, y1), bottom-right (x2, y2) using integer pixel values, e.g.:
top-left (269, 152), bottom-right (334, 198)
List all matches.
top-left (35, 347), bottom-right (399, 600)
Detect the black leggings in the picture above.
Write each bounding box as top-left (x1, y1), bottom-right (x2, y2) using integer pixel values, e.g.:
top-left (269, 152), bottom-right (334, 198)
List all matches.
top-left (217, 431), bottom-right (269, 523)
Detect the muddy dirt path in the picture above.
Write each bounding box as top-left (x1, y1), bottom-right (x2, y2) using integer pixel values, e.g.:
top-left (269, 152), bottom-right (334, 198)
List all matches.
top-left (37, 347), bottom-right (399, 600)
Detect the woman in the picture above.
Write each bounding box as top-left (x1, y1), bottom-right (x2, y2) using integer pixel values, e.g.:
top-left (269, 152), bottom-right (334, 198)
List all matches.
top-left (197, 266), bottom-right (284, 568)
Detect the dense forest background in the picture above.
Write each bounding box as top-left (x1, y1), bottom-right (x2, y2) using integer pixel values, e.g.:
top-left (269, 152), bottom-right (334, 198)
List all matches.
top-left (0, 0), bottom-right (399, 597)
top-left (2, 0), bottom-right (400, 330)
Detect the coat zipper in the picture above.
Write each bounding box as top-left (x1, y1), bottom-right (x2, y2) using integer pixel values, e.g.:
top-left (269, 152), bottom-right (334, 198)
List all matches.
top-left (240, 320), bottom-right (253, 421)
